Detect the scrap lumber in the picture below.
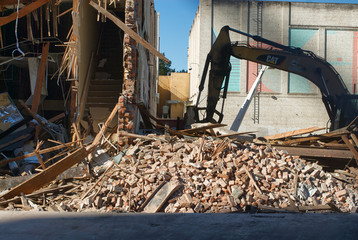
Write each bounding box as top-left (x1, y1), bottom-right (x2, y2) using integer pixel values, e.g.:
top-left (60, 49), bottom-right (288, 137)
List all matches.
top-left (0, 102), bottom-right (120, 200)
top-left (0, 165), bottom-right (86, 191)
top-left (2, 134), bottom-right (357, 213)
top-left (0, 147), bottom-right (88, 200)
top-left (62, 137), bottom-right (358, 213)
top-left (0, 184), bottom-right (74, 207)
top-left (89, 1), bottom-right (170, 64)
top-left (264, 126), bottom-right (325, 140)
top-left (0, 0), bottom-right (51, 27)
top-left (143, 181), bottom-right (182, 213)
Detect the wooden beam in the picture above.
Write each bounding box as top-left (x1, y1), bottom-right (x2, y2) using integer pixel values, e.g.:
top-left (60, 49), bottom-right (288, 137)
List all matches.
top-left (89, 1), bottom-right (170, 64)
top-left (0, 0), bottom-right (50, 27)
top-left (143, 181), bottom-right (182, 213)
top-left (264, 127), bottom-right (325, 140)
top-left (86, 103), bottom-right (120, 152)
top-left (341, 135), bottom-right (358, 165)
top-left (274, 145), bottom-right (354, 159)
top-left (0, 147), bottom-right (88, 200)
top-left (57, 7), bottom-right (72, 18)
top-left (31, 42), bottom-right (49, 113)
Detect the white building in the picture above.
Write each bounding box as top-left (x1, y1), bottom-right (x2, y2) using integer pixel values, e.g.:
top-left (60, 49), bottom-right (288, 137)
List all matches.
top-left (188, 0), bottom-right (358, 136)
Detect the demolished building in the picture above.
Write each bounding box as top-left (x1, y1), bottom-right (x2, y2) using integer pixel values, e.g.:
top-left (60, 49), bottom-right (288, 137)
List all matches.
top-left (0, 0), bottom-right (164, 137)
top-left (0, 0), bottom-right (357, 215)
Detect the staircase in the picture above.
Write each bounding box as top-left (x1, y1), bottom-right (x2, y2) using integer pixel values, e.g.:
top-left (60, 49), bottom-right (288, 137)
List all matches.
top-left (85, 20), bottom-right (124, 110)
top-left (86, 79), bottom-right (121, 109)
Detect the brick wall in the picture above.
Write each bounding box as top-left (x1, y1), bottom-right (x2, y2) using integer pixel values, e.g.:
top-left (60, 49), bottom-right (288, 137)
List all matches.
top-left (119, 0), bottom-right (137, 137)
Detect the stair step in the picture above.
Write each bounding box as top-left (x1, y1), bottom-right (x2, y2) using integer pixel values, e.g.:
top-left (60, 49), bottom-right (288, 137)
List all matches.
top-left (89, 85), bottom-right (121, 91)
top-left (87, 96), bottom-right (118, 103)
top-left (87, 103), bottom-right (117, 108)
top-left (91, 79), bottom-right (121, 85)
top-left (87, 91), bottom-right (120, 97)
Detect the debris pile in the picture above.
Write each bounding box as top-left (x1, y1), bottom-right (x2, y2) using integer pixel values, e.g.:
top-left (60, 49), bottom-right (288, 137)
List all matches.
top-left (2, 135), bottom-right (357, 213)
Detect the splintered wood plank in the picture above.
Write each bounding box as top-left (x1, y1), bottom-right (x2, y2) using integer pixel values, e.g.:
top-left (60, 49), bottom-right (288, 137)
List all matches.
top-left (0, 0), bottom-right (50, 27)
top-left (0, 147), bottom-right (88, 200)
top-left (89, 1), bottom-right (170, 64)
top-left (143, 181), bottom-right (182, 213)
top-left (264, 127), bottom-right (325, 140)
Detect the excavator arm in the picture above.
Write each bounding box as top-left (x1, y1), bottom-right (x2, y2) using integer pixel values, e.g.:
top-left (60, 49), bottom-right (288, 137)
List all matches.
top-left (195, 25), bottom-right (356, 130)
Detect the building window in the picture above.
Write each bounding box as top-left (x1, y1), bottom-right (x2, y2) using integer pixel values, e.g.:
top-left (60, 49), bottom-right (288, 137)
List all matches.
top-left (326, 30), bottom-right (358, 94)
top-left (288, 28), bottom-right (319, 93)
top-left (227, 56), bottom-right (241, 92)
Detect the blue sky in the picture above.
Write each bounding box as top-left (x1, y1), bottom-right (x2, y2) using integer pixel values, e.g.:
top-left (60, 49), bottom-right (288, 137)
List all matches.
top-left (154, 0), bottom-right (358, 71)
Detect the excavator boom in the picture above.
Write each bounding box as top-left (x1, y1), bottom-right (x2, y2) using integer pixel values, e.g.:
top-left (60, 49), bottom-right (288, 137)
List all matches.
top-left (194, 25), bottom-right (357, 130)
